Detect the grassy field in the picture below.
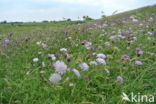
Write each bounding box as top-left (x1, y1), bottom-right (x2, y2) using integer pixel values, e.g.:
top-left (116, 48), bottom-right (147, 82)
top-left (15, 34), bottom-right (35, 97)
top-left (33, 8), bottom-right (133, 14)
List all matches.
top-left (0, 5), bottom-right (156, 104)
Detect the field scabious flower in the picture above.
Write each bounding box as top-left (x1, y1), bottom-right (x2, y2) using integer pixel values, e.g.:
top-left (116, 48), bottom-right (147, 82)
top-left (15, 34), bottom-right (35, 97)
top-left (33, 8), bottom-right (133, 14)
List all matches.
top-left (36, 41), bottom-right (48, 48)
top-left (133, 37), bottom-right (137, 41)
top-left (33, 58), bottom-right (39, 62)
top-left (146, 17), bottom-right (153, 22)
top-left (121, 31), bottom-right (132, 36)
top-left (3, 38), bottom-right (10, 43)
top-left (117, 76), bottom-right (124, 84)
top-left (60, 48), bottom-right (67, 53)
top-left (136, 48), bottom-right (143, 56)
top-left (49, 73), bottom-right (62, 83)
top-left (82, 40), bottom-right (93, 50)
top-left (48, 54), bottom-right (56, 60)
top-left (132, 18), bottom-right (138, 22)
top-left (85, 42), bottom-right (92, 50)
top-left (89, 61), bottom-right (98, 65)
top-left (79, 63), bottom-right (89, 71)
top-left (117, 35), bottom-right (126, 39)
top-left (42, 43), bottom-right (48, 49)
top-left (96, 58), bottom-right (106, 65)
top-left (53, 61), bottom-right (67, 74)
top-left (135, 61), bottom-right (143, 65)
top-left (109, 35), bottom-right (125, 41)
top-left (101, 24), bottom-right (109, 28)
top-left (109, 35), bottom-right (118, 41)
top-left (96, 53), bottom-right (106, 59)
top-left (121, 54), bottom-right (130, 59)
top-left (104, 42), bottom-right (111, 46)
top-left (72, 69), bottom-right (81, 78)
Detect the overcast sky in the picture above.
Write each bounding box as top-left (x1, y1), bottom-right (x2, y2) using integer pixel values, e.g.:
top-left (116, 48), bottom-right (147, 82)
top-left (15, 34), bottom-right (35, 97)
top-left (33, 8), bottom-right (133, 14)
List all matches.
top-left (0, 0), bottom-right (155, 22)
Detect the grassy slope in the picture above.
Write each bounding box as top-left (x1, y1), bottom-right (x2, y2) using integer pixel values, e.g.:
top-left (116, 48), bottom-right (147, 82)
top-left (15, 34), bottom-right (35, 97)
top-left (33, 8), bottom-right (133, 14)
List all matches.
top-left (0, 5), bottom-right (156, 104)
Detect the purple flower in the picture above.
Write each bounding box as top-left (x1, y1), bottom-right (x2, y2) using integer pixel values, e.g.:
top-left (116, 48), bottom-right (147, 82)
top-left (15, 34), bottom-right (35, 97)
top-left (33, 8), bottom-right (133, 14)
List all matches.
top-left (121, 54), bottom-right (130, 59)
top-left (41, 43), bottom-right (48, 49)
top-left (49, 73), bottom-right (62, 83)
top-left (104, 42), bottom-right (111, 46)
top-left (121, 31), bottom-right (132, 36)
top-left (3, 38), bottom-right (10, 43)
top-left (101, 24), bottom-right (109, 28)
top-left (117, 76), bottom-right (124, 84)
top-left (96, 58), bottom-right (106, 65)
top-left (146, 17), bottom-right (153, 22)
top-left (89, 61), bottom-right (97, 65)
top-left (93, 23), bottom-right (97, 26)
top-left (96, 53), bottom-right (106, 59)
top-left (135, 61), bottom-right (143, 65)
top-left (136, 48), bottom-right (143, 56)
top-left (53, 61), bottom-right (67, 74)
top-left (48, 54), bottom-right (56, 60)
top-left (82, 40), bottom-right (93, 50)
top-left (79, 63), bottom-right (89, 71)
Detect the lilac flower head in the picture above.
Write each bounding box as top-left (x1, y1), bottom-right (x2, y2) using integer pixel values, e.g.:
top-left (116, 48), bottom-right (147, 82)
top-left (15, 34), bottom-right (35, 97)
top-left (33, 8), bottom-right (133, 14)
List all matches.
top-left (146, 17), bottom-right (153, 22)
top-left (96, 53), bottom-right (106, 59)
top-left (135, 61), bottom-right (143, 65)
top-left (96, 58), bottom-right (106, 65)
top-left (53, 61), bottom-right (67, 74)
top-left (82, 40), bottom-right (93, 49)
top-left (101, 24), bottom-right (109, 28)
top-left (104, 42), bottom-right (111, 46)
top-left (132, 18), bottom-right (138, 22)
top-left (49, 73), bottom-right (62, 83)
top-left (3, 38), bottom-right (10, 43)
top-left (79, 63), bottom-right (89, 71)
top-left (133, 37), bottom-right (137, 41)
top-left (136, 48), bottom-right (143, 56)
top-left (89, 61), bottom-right (98, 65)
top-left (48, 54), bottom-right (56, 60)
top-left (42, 43), bottom-right (48, 49)
top-left (117, 76), bottom-right (124, 84)
top-left (109, 35), bottom-right (118, 41)
top-left (93, 23), bottom-right (97, 26)
top-left (121, 54), bottom-right (130, 59)
top-left (121, 31), bottom-right (132, 36)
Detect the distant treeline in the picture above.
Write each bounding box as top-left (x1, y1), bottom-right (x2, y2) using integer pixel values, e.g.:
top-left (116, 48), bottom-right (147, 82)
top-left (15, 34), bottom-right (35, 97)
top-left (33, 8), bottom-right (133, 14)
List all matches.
top-left (0, 15), bottom-right (99, 25)
top-left (0, 20), bottom-right (86, 26)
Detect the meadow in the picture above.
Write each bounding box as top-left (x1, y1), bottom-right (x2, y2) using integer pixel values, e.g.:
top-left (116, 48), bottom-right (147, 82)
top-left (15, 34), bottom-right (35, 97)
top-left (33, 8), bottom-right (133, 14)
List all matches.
top-left (0, 5), bottom-right (156, 104)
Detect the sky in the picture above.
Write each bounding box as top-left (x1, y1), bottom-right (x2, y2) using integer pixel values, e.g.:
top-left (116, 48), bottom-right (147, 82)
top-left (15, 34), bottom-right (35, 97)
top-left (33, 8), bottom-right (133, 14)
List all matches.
top-left (0, 0), bottom-right (156, 22)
